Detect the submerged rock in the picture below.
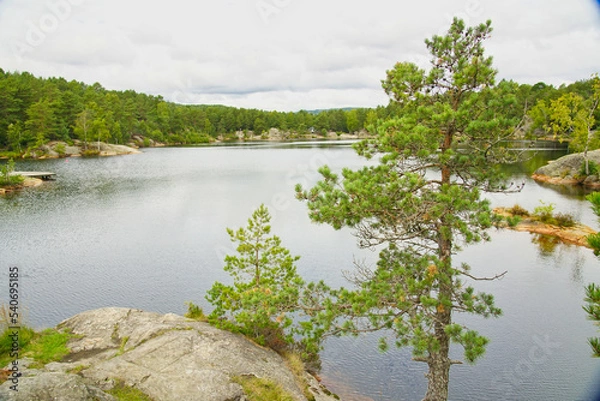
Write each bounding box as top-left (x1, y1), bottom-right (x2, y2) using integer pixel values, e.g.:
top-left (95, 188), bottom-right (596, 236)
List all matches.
top-left (0, 307), bottom-right (338, 401)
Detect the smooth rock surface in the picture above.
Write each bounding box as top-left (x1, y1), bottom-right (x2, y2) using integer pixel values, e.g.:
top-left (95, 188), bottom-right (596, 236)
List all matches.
top-left (532, 149), bottom-right (600, 187)
top-left (0, 308), bottom-right (339, 401)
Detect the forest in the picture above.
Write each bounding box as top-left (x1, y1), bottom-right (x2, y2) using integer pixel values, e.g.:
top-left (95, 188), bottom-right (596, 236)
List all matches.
top-left (0, 67), bottom-right (598, 157)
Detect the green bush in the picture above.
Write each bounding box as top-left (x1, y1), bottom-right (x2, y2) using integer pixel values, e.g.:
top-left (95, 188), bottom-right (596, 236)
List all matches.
top-left (506, 216), bottom-right (522, 227)
top-left (0, 159), bottom-right (24, 187)
top-left (81, 149), bottom-right (100, 157)
top-left (580, 160), bottom-right (599, 177)
top-left (184, 302), bottom-right (207, 321)
top-left (55, 143), bottom-right (66, 156)
top-left (533, 201), bottom-right (556, 224)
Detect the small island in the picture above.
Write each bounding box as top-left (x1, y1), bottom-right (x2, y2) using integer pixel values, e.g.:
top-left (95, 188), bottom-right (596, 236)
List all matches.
top-left (494, 205), bottom-right (597, 248)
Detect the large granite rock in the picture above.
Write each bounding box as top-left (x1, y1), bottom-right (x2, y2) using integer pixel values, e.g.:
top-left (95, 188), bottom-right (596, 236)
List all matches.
top-left (0, 308), bottom-right (338, 401)
top-left (532, 149), bottom-right (600, 187)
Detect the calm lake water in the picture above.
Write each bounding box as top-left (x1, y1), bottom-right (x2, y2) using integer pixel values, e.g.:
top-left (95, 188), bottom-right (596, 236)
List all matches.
top-left (1, 141), bottom-right (600, 401)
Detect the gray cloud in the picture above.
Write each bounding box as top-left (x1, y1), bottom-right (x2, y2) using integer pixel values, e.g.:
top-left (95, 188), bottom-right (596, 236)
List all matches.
top-left (0, 0), bottom-right (598, 111)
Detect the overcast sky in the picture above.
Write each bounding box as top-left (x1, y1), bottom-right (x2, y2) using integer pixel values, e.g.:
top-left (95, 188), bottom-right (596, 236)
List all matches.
top-left (0, 0), bottom-right (599, 111)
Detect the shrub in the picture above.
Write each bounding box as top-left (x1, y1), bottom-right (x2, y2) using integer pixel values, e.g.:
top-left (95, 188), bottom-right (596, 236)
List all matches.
top-left (507, 204), bottom-right (529, 217)
top-left (580, 160), bottom-right (599, 177)
top-left (0, 159), bottom-right (24, 187)
top-left (533, 201), bottom-right (556, 224)
top-left (184, 302), bottom-right (207, 322)
top-left (81, 149), bottom-right (100, 157)
top-left (554, 212), bottom-right (576, 228)
top-left (55, 143), bottom-right (66, 156)
top-left (506, 215), bottom-right (522, 227)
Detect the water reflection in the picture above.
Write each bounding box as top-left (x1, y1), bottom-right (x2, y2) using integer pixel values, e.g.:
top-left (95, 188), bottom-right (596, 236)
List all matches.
top-left (531, 233), bottom-right (563, 255)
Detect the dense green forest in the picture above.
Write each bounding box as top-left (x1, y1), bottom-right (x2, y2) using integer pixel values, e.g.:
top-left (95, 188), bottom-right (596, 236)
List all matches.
top-left (0, 68), bottom-right (598, 156)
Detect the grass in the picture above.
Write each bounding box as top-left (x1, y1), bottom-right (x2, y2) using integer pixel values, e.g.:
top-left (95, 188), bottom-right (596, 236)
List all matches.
top-left (67, 364), bottom-right (89, 375)
top-left (116, 336), bottom-right (130, 356)
top-left (23, 328), bottom-right (73, 367)
top-left (106, 380), bottom-right (155, 401)
top-left (282, 352), bottom-right (316, 401)
top-left (0, 326), bottom-right (36, 369)
top-left (233, 375), bottom-right (294, 401)
top-left (184, 301), bottom-right (207, 322)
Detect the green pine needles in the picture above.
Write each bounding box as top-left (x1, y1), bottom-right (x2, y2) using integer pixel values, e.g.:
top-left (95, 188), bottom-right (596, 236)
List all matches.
top-left (296, 18), bottom-right (522, 401)
top-left (206, 204), bottom-right (305, 352)
top-left (585, 192), bottom-right (600, 357)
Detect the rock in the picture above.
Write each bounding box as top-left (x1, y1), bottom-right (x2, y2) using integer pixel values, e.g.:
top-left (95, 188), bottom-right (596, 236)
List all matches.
top-left (0, 372), bottom-right (116, 401)
top-left (532, 149), bottom-right (600, 187)
top-left (0, 307), bottom-right (340, 401)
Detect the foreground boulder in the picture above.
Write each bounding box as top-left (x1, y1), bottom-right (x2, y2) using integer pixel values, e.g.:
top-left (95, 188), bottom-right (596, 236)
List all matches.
top-left (532, 149), bottom-right (600, 187)
top-left (0, 308), bottom-right (338, 401)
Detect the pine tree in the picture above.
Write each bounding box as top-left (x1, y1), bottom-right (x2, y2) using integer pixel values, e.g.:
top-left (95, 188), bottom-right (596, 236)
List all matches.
top-left (585, 192), bottom-right (600, 357)
top-left (206, 205), bottom-right (305, 350)
top-left (296, 18), bottom-right (523, 401)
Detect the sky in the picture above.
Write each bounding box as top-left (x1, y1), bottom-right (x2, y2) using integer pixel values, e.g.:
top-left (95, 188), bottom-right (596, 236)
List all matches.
top-left (0, 0), bottom-right (599, 112)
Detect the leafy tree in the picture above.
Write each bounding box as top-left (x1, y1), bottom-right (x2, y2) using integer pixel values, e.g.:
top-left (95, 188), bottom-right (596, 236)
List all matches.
top-left (206, 205), bottom-right (305, 350)
top-left (0, 159), bottom-right (24, 187)
top-left (253, 117), bottom-right (267, 135)
top-left (6, 122), bottom-right (25, 153)
top-left (73, 106), bottom-right (94, 149)
top-left (585, 192), bottom-right (600, 357)
top-left (529, 75), bottom-right (600, 173)
top-left (25, 98), bottom-right (57, 147)
top-left (296, 18), bottom-right (522, 401)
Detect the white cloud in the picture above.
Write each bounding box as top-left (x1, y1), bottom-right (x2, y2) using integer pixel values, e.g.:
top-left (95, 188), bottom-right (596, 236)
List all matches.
top-left (0, 0), bottom-right (599, 111)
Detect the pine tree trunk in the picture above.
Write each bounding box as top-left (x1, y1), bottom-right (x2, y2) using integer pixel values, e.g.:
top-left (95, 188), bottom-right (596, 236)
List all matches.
top-left (423, 309), bottom-right (451, 401)
top-left (424, 183), bottom-right (453, 401)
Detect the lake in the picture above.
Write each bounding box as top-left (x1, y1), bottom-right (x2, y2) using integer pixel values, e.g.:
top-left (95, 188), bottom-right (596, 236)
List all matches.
top-left (1, 141), bottom-right (600, 401)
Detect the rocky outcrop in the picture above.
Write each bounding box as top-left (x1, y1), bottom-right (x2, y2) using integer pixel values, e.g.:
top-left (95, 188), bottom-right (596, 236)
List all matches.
top-left (532, 149), bottom-right (600, 187)
top-left (0, 308), bottom-right (338, 401)
top-left (23, 141), bottom-right (141, 159)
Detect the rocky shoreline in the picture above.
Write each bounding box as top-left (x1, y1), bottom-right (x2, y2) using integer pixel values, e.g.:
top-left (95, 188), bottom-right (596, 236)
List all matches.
top-left (532, 149), bottom-right (600, 188)
top-left (0, 308), bottom-right (339, 401)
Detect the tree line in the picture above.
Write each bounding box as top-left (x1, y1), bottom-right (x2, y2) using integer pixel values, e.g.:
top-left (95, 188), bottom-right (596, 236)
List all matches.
top-left (0, 69), bottom-right (392, 153)
top-left (0, 67), bottom-right (598, 156)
